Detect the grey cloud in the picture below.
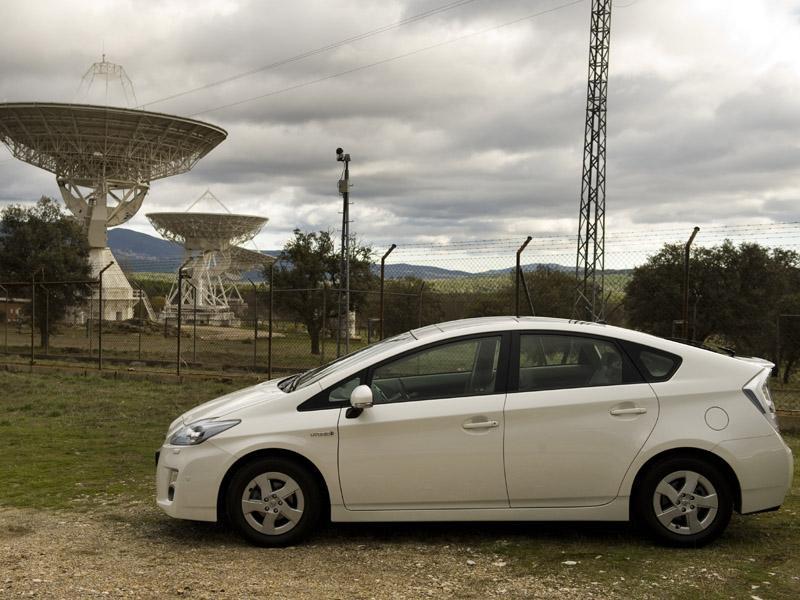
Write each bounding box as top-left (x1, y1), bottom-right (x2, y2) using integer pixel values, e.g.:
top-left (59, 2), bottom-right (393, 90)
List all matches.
top-left (1, 0), bottom-right (799, 250)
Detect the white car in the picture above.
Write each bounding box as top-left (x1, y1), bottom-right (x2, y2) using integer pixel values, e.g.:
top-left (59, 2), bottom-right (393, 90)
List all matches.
top-left (156, 317), bottom-right (793, 547)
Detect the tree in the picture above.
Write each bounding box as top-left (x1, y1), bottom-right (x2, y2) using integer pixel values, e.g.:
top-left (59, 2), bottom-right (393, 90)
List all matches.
top-left (268, 229), bottom-right (374, 354)
top-left (382, 276), bottom-right (443, 336)
top-left (460, 267), bottom-right (577, 320)
top-left (624, 241), bottom-right (800, 374)
top-left (0, 197), bottom-right (91, 347)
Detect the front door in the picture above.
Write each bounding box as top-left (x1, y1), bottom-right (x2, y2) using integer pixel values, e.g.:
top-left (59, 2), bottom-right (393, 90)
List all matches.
top-left (338, 334), bottom-right (509, 510)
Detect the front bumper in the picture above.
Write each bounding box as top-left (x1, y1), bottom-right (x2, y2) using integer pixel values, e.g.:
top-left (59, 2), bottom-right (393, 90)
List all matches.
top-left (155, 442), bottom-right (231, 522)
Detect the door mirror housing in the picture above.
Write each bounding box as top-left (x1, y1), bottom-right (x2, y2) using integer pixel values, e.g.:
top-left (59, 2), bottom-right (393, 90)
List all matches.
top-left (350, 385), bottom-right (374, 409)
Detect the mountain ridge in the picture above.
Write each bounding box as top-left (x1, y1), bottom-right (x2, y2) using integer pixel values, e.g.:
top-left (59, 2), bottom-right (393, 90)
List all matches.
top-left (107, 228), bottom-right (616, 278)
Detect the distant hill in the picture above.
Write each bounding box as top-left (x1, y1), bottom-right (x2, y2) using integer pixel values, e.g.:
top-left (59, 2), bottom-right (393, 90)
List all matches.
top-left (108, 229), bottom-right (182, 271)
top-left (372, 263), bottom-right (472, 279)
top-left (106, 228), bottom-right (635, 280)
top-left (107, 229), bottom-right (280, 273)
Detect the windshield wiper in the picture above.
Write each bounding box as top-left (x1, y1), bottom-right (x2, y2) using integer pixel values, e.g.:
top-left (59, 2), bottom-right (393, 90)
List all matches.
top-left (278, 373), bottom-right (301, 393)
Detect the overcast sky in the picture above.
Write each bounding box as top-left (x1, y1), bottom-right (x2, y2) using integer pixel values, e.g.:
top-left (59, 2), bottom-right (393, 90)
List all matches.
top-left (1, 0), bottom-right (800, 254)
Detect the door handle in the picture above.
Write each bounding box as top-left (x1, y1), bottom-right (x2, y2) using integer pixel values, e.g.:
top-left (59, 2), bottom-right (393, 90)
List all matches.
top-left (462, 420), bottom-right (499, 430)
top-left (610, 407), bottom-right (647, 416)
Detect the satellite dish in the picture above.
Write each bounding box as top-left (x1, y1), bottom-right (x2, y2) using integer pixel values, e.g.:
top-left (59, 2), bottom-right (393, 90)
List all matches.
top-left (147, 203), bottom-right (273, 326)
top-left (0, 100), bottom-right (227, 322)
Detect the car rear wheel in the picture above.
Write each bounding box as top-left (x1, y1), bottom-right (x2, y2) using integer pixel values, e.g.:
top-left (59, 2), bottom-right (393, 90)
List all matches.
top-left (226, 457), bottom-right (321, 547)
top-left (635, 456), bottom-right (733, 547)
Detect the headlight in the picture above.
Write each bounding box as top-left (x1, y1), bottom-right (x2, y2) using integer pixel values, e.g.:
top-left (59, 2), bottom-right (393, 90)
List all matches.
top-left (169, 419), bottom-right (241, 446)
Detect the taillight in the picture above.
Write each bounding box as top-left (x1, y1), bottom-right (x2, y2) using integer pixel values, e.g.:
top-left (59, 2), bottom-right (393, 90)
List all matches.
top-left (743, 368), bottom-right (779, 431)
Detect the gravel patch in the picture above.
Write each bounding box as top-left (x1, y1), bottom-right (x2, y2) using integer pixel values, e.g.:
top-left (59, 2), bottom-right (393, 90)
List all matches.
top-left (0, 506), bottom-right (609, 599)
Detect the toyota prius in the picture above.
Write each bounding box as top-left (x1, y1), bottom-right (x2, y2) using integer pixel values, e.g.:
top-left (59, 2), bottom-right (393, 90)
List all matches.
top-left (156, 317), bottom-right (793, 547)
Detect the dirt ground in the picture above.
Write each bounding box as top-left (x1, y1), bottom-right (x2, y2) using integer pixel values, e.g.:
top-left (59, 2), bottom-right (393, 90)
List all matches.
top-left (0, 505), bottom-right (598, 599)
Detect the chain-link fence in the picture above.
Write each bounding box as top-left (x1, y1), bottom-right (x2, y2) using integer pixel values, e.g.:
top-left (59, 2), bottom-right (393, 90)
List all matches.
top-left (2, 222), bottom-right (800, 410)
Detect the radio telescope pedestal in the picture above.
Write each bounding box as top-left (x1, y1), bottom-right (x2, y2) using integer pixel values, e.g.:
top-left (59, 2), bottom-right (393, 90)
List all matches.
top-left (147, 205), bottom-right (272, 326)
top-left (0, 102), bottom-right (227, 321)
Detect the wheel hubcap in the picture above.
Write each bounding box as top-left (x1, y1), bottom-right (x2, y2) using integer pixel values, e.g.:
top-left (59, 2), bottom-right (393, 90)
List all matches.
top-left (652, 470), bottom-right (718, 535)
top-left (241, 471), bottom-right (305, 535)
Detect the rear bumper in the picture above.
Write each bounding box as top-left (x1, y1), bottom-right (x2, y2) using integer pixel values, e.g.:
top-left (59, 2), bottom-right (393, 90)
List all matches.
top-left (715, 434), bottom-right (793, 514)
top-left (155, 442), bottom-right (231, 522)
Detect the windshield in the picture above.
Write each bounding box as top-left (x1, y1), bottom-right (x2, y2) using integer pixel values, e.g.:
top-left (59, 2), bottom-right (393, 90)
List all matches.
top-left (287, 332), bottom-right (415, 391)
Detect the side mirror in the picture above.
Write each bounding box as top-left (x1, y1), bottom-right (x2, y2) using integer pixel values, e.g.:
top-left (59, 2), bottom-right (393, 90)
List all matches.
top-left (350, 385), bottom-right (373, 409)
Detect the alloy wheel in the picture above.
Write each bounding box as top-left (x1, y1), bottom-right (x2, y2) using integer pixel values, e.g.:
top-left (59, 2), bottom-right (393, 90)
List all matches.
top-left (241, 471), bottom-right (305, 535)
top-left (651, 470), bottom-right (719, 535)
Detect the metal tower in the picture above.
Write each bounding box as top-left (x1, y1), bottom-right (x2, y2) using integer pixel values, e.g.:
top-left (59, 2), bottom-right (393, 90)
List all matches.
top-left (575, 0), bottom-right (612, 322)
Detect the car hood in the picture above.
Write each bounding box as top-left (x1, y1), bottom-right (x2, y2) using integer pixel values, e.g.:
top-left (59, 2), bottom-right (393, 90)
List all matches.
top-left (180, 379), bottom-right (287, 425)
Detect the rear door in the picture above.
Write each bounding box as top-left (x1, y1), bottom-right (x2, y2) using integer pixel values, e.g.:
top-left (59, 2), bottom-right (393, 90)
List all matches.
top-left (337, 333), bottom-right (510, 510)
top-left (504, 332), bottom-right (659, 507)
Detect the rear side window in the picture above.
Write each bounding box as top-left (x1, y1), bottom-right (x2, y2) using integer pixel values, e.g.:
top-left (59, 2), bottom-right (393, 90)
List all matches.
top-left (518, 334), bottom-right (642, 392)
top-left (620, 341), bottom-right (682, 382)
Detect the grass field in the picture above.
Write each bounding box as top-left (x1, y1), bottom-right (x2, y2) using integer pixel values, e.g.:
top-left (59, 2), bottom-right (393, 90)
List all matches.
top-left (0, 322), bottom-right (371, 375)
top-left (1, 370), bottom-right (798, 598)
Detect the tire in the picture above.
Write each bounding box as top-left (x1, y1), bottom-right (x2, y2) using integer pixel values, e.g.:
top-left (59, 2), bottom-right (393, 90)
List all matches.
top-left (225, 457), bottom-right (322, 547)
top-left (634, 455), bottom-right (733, 547)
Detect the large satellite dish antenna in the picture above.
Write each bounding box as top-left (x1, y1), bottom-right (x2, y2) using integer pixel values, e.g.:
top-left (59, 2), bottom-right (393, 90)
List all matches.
top-left (0, 58), bottom-right (227, 321)
top-left (147, 191), bottom-right (273, 326)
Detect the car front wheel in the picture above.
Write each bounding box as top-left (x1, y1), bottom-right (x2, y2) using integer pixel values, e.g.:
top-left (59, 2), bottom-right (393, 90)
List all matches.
top-left (226, 457), bottom-right (321, 547)
top-left (635, 456), bottom-right (733, 547)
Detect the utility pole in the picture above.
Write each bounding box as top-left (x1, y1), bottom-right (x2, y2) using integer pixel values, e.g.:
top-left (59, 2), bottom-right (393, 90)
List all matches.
top-left (336, 147), bottom-right (351, 356)
top-left (575, 0), bottom-right (612, 322)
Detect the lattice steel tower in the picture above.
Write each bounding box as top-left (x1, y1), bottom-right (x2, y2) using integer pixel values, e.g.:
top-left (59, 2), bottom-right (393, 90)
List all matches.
top-left (575, 0), bottom-right (612, 322)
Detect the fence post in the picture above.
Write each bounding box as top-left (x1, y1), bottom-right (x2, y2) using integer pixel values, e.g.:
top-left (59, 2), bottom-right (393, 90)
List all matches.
top-left (320, 286), bottom-right (327, 365)
top-left (776, 314), bottom-right (781, 379)
top-left (417, 281), bottom-right (425, 328)
top-left (515, 236), bottom-right (533, 317)
top-left (137, 286), bottom-right (143, 360)
top-left (40, 284), bottom-right (49, 356)
top-left (380, 244), bottom-right (396, 340)
top-left (247, 278), bottom-right (257, 371)
top-left (268, 262), bottom-right (274, 380)
top-left (0, 284), bottom-right (8, 355)
top-left (87, 284), bottom-right (93, 356)
top-left (682, 226), bottom-right (700, 339)
top-left (98, 262), bottom-right (113, 370)
top-left (193, 284), bottom-right (197, 364)
top-left (176, 259), bottom-right (191, 377)
top-left (30, 271), bottom-right (35, 365)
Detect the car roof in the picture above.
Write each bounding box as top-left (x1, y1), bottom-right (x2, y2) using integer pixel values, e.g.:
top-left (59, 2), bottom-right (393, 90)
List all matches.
top-left (410, 316), bottom-right (607, 340)
top-left (407, 317), bottom-right (763, 370)
top-left (409, 316), bottom-right (689, 353)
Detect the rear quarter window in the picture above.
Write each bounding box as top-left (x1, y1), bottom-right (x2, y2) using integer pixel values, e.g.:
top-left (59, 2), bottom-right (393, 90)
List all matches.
top-left (621, 341), bottom-right (682, 382)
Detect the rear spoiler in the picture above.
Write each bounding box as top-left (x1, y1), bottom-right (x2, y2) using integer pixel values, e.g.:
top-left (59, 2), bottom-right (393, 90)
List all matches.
top-left (667, 337), bottom-right (736, 357)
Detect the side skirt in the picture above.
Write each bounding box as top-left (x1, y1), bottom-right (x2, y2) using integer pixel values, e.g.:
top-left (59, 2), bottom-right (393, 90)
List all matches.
top-left (330, 497), bottom-right (629, 523)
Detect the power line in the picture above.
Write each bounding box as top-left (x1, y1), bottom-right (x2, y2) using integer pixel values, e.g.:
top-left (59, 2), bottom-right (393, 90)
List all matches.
top-left (188, 0), bottom-right (588, 116)
top-left (139, 0), bottom-right (482, 109)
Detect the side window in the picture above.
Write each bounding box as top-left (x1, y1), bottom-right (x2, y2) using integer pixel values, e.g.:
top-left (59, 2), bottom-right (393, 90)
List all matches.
top-left (518, 334), bottom-right (642, 392)
top-left (328, 376), bottom-right (361, 404)
top-left (297, 372), bottom-right (363, 411)
top-left (620, 341), bottom-right (682, 382)
top-left (370, 336), bottom-right (502, 403)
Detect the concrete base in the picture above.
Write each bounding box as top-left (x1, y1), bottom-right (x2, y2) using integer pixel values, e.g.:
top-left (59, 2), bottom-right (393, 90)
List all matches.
top-left (70, 248), bottom-right (135, 323)
top-left (160, 305), bottom-right (241, 327)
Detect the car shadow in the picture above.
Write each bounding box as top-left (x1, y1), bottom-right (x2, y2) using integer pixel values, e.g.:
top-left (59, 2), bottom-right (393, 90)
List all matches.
top-left (139, 511), bottom-right (773, 552)
top-left (141, 514), bottom-right (642, 548)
